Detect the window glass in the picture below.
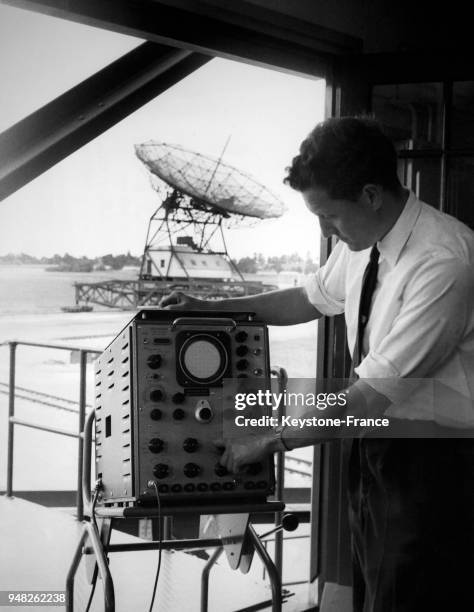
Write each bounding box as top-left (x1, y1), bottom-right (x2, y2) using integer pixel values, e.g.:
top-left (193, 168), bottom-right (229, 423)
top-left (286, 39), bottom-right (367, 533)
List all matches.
top-left (451, 82), bottom-right (474, 149)
top-left (448, 157), bottom-right (474, 229)
top-left (397, 157), bottom-right (441, 207)
top-left (0, 4), bottom-right (141, 130)
top-left (372, 83), bottom-right (443, 150)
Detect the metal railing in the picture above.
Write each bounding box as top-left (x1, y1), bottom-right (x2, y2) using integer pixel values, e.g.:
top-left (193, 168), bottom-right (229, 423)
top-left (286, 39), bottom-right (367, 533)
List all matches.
top-left (5, 340), bottom-right (101, 521)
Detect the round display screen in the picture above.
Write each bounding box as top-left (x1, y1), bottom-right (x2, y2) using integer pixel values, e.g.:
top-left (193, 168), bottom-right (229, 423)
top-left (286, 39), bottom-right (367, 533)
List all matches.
top-left (179, 335), bottom-right (228, 383)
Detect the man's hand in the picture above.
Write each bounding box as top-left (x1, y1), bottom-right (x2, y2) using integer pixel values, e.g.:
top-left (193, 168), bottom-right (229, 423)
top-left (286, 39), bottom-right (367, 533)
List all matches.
top-left (214, 432), bottom-right (277, 474)
top-left (159, 290), bottom-right (209, 310)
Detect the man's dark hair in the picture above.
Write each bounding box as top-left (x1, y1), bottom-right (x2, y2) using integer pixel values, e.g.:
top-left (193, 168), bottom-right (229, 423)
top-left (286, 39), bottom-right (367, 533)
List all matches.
top-left (285, 116), bottom-right (401, 200)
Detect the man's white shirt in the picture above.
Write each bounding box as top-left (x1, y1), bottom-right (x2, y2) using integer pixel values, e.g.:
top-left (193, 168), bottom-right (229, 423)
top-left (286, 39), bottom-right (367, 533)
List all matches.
top-left (305, 191), bottom-right (474, 426)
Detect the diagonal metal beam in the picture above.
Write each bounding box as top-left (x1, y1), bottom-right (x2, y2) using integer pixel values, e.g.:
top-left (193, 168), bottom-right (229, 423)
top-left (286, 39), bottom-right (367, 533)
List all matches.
top-left (0, 42), bottom-right (210, 201)
top-left (1, 0), bottom-right (359, 76)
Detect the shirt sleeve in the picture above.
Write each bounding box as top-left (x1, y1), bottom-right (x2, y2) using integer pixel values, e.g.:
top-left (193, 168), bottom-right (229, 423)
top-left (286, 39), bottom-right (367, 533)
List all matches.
top-left (356, 256), bottom-right (474, 402)
top-left (304, 240), bottom-right (347, 316)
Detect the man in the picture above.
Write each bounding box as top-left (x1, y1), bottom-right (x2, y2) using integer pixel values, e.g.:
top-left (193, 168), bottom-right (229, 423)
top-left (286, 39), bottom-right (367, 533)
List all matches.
top-left (161, 117), bottom-right (474, 611)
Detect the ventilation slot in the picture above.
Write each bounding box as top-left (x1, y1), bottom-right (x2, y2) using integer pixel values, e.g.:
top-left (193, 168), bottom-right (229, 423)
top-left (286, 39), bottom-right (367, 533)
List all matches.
top-left (108, 382), bottom-right (115, 389)
top-left (122, 399), bottom-right (130, 406)
top-left (122, 356), bottom-right (129, 364)
top-left (105, 415), bottom-right (111, 438)
top-left (107, 370), bottom-right (115, 377)
top-left (122, 371), bottom-right (129, 378)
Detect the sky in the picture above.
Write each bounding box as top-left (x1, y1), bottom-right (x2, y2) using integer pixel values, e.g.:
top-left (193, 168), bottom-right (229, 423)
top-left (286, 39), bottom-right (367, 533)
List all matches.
top-left (0, 4), bottom-right (326, 260)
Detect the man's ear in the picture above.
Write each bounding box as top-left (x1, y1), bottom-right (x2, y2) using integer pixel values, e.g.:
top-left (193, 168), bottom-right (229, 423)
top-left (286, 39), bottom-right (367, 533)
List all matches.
top-left (361, 184), bottom-right (383, 211)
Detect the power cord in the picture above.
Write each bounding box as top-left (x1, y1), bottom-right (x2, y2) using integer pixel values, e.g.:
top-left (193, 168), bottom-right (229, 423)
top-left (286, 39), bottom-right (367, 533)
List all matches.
top-left (85, 478), bottom-right (103, 612)
top-left (147, 480), bottom-right (163, 612)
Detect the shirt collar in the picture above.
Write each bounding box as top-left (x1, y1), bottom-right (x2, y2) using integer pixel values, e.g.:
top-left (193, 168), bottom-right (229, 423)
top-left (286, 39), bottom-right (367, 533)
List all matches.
top-left (377, 191), bottom-right (421, 267)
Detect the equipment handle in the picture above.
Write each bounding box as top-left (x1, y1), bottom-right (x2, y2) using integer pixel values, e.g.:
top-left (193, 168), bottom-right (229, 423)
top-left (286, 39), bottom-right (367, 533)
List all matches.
top-left (171, 317), bottom-right (237, 331)
top-left (82, 408), bottom-right (95, 516)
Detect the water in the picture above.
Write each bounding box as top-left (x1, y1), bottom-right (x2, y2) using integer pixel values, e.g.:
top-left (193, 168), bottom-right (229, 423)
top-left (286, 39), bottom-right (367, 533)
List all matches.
top-left (0, 265), bottom-right (297, 315)
top-left (0, 264), bottom-right (139, 314)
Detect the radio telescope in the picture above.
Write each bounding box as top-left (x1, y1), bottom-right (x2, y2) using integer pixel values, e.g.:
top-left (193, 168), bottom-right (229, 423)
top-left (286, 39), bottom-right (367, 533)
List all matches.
top-left (134, 141), bottom-right (286, 285)
top-left (74, 142), bottom-right (287, 309)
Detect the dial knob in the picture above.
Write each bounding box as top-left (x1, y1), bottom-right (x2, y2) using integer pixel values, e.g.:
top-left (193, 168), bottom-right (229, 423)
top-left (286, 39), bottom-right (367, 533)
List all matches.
top-left (235, 331), bottom-right (248, 343)
top-left (183, 437), bottom-right (199, 453)
top-left (236, 345), bottom-right (249, 357)
top-left (153, 463), bottom-right (169, 479)
top-left (172, 392), bottom-right (185, 404)
top-left (148, 438), bottom-right (164, 453)
top-left (183, 462), bottom-right (201, 478)
top-left (147, 354), bottom-right (162, 369)
top-left (150, 408), bottom-right (162, 421)
top-left (236, 359), bottom-right (249, 371)
top-left (215, 463), bottom-right (228, 477)
top-left (150, 389), bottom-right (164, 402)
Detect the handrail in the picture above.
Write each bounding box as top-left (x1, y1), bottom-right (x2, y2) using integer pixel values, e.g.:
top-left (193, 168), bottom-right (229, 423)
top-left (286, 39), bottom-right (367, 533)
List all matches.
top-left (7, 339), bottom-right (102, 353)
top-left (5, 339), bottom-right (101, 521)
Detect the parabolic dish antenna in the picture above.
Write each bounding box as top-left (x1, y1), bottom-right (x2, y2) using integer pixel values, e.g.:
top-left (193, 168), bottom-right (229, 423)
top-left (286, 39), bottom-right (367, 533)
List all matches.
top-left (134, 142), bottom-right (286, 219)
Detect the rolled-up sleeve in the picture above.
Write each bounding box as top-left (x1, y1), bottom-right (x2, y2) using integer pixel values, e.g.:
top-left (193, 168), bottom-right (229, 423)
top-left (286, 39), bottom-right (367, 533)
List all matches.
top-left (305, 240), bottom-right (347, 316)
top-left (357, 257), bottom-right (474, 403)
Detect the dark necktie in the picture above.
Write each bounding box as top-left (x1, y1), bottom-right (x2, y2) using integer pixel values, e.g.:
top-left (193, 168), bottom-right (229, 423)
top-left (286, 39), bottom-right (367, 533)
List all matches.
top-left (352, 244), bottom-right (380, 372)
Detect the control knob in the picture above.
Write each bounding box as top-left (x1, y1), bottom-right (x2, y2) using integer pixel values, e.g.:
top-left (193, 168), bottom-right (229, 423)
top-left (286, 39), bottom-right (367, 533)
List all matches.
top-left (147, 354), bottom-right (162, 369)
top-left (153, 463), bottom-right (169, 479)
top-left (183, 437), bottom-right (199, 453)
top-left (236, 359), bottom-right (249, 371)
top-left (148, 438), bottom-right (164, 453)
top-left (150, 389), bottom-right (164, 402)
top-left (215, 463), bottom-right (228, 477)
top-left (183, 463), bottom-right (201, 478)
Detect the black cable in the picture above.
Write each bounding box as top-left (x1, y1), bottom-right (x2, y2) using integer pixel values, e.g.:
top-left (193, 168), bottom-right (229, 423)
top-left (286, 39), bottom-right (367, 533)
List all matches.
top-left (84, 572), bottom-right (97, 612)
top-left (148, 481), bottom-right (163, 612)
top-left (85, 481), bottom-right (101, 612)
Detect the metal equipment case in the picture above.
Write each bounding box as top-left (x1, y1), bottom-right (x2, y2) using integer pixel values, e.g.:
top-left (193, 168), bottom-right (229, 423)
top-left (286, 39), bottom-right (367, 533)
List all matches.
top-left (94, 309), bottom-right (274, 506)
